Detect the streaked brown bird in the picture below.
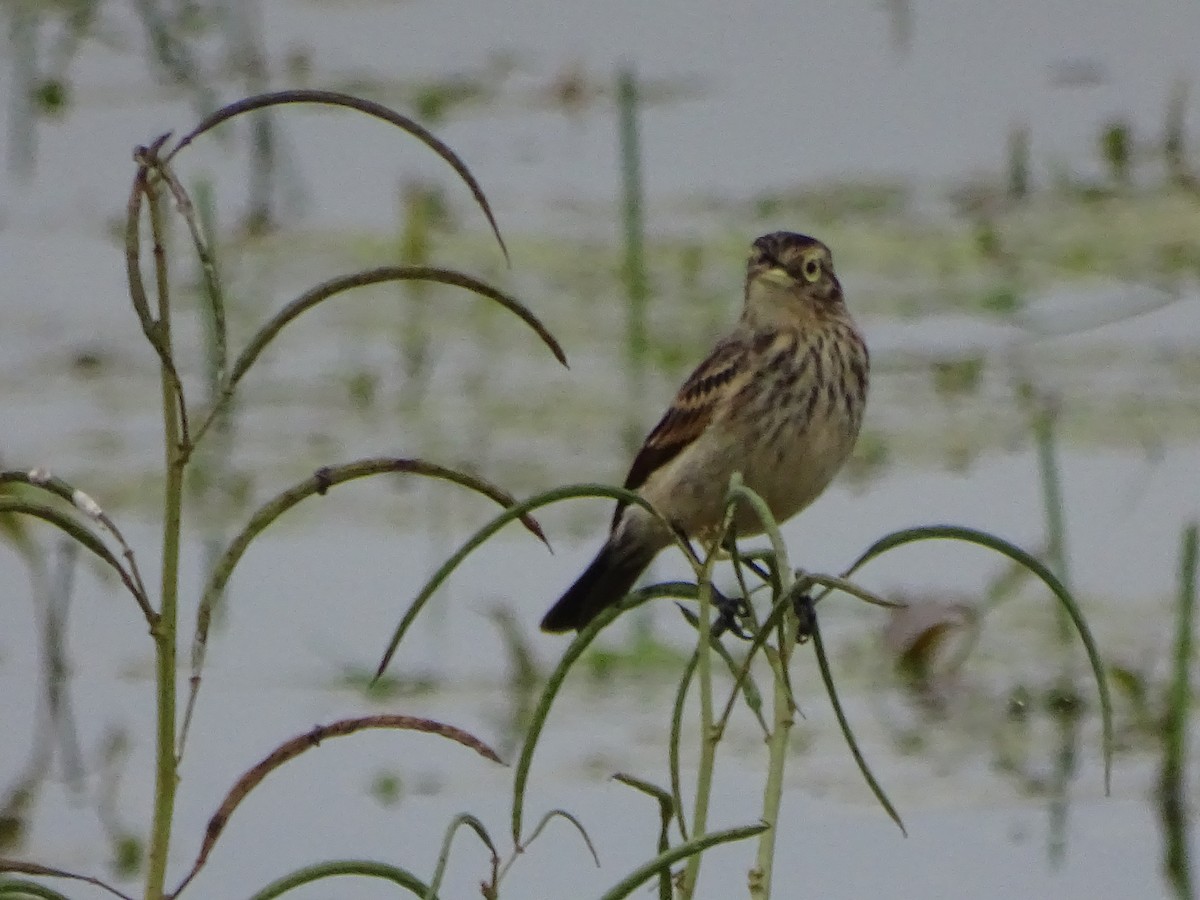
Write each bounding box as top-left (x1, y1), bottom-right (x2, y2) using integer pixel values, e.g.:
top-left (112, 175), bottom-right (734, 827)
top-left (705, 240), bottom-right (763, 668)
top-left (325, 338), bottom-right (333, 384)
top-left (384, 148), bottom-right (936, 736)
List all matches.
top-left (541, 231), bottom-right (869, 633)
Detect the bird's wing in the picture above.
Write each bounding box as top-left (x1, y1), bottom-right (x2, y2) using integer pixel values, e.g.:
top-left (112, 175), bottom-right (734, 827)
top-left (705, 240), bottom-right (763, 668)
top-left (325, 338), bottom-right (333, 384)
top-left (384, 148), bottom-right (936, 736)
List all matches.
top-left (612, 335), bottom-right (746, 530)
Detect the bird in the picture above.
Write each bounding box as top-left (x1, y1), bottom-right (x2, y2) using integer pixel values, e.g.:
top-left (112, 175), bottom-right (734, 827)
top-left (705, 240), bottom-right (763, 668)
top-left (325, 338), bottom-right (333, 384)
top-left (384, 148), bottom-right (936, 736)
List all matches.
top-left (540, 231), bottom-right (870, 633)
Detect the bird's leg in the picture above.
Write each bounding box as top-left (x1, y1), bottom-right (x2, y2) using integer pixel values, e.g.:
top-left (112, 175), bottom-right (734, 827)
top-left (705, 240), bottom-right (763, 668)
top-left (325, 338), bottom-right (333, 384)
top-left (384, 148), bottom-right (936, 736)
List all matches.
top-left (707, 528), bottom-right (755, 639)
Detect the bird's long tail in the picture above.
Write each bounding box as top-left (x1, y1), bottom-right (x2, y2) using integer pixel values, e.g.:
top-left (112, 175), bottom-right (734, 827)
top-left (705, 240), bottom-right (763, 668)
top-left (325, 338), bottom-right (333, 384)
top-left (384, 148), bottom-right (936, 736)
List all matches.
top-left (540, 538), bottom-right (656, 633)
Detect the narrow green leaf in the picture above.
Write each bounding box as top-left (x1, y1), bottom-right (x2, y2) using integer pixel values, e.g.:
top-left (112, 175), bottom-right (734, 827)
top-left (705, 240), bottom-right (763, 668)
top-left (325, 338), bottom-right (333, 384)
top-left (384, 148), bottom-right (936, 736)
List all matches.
top-left (180, 457), bottom-right (547, 758)
top-left (425, 814), bottom-right (498, 900)
top-left (166, 88), bottom-right (510, 262)
top-left (0, 861), bottom-right (131, 900)
top-left (0, 499), bottom-right (145, 619)
top-left (614, 774), bottom-right (675, 900)
top-left (0, 880), bottom-right (74, 900)
top-left (810, 613), bottom-right (906, 835)
top-left (509, 580), bottom-right (691, 844)
top-left (597, 823), bottom-right (768, 900)
top-left (375, 484), bottom-right (681, 681)
top-left (245, 859), bottom-right (434, 900)
top-left (196, 266), bottom-right (566, 444)
top-left (668, 649), bottom-right (700, 842)
top-left (841, 523), bottom-right (1113, 792)
top-left (519, 808), bottom-right (599, 865)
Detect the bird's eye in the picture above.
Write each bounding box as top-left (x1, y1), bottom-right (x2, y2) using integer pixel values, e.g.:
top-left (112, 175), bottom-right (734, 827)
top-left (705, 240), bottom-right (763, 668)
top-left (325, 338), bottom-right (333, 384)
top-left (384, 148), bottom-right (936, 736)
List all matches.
top-left (802, 258), bottom-right (821, 282)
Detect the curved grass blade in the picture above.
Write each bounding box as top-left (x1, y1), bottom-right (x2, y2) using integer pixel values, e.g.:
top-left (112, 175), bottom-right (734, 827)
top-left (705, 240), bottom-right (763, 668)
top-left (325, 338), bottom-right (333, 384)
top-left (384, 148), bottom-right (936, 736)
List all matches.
top-left (245, 860), bottom-right (435, 900)
top-left (0, 499), bottom-right (151, 623)
top-left (123, 156), bottom-right (162, 352)
top-left (597, 823), bottom-right (768, 900)
top-left (194, 457), bottom-right (548, 634)
top-left (805, 572), bottom-right (904, 609)
top-left (425, 814), bottom-right (498, 900)
top-left (0, 862), bottom-right (132, 900)
top-left (668, 649), bottom-right (699, 842)
top-left (519, 808), bottom-right (599, 864)
top-left (0, 880), bottom-right (74, 900)
top-left (125, 138), bottom-right (189, 418)
top-left (171, 716), bottom-right (499, 898)
top-left (130, 142), bottom-right (195, 448)
top-left (0, 883), bottom-right (73, 897)
top-left (725, 481), bottom-right (788, 595)
top-left (196, 266), bottom-right (565, 444)
top-left (0, 471), bottom-right (150, 611)
top-left (374, 483), bottom-right (682, 681)
top-left (164, 88), bottom-right (509, 262)
top-left (613, 773), bottom-right (674, 822)
top-left (809, 612), bottom-right (906, 835)
top-left (141, 152), bottom-right (228, 389)
top-left (509, 580), bottom-right (693, 844)
top-left (614, 775), bottom-right (675, 900)
top-left (179, 457), bottom-right (546, 756)
top-left (241, 267), bottom-right (564, 384)
top-left (841, 523), bottom-right (1113, 792)
top-left (0, 494), bottom-right (38, 564)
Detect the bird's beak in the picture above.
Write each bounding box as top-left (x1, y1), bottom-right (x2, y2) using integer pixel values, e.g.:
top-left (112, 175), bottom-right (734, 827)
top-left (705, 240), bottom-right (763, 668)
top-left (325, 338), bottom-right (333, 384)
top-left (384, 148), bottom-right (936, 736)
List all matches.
top-left (757, 266), bottom-right (795, 288)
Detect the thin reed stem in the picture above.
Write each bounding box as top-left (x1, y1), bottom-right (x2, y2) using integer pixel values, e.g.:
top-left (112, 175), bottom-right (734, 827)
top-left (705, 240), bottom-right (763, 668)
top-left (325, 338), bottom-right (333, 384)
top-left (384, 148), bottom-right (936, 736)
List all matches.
top-left (1160, 523), bottom-right (1197, 899)
top-left (678, 542), bottom-right (722, 899)
top-left (144, 179), bottom-right (184, 900)
top-left (750, 573), bottom-right (796, 900)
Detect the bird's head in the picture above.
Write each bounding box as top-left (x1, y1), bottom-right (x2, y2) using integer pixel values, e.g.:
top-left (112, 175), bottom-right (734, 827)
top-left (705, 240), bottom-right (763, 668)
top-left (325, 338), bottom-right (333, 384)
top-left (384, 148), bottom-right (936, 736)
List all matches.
top-left (743, 231), bottom-right (843, 325)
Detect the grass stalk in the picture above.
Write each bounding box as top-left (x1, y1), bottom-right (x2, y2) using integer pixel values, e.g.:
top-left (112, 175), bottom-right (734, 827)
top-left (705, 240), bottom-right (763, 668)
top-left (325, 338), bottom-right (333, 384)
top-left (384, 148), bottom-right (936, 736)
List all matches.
top-left (1159, 523), bottom-right (1197, 899)
top-left (719, 482), bottom-right (797, 899)
top-left (749, 574), bottom-right (796, 900)
top-left (144, 180), bottom-right (184, 900)
top-left (678, 545), bottom-right (721, 899)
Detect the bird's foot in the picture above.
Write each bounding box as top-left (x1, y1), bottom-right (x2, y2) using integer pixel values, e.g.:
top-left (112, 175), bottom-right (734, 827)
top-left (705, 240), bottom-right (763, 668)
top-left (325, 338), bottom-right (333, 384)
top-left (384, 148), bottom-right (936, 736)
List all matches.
top-left (711, 589), bottom-right (752, 640)
top-left (792, 592), bottom-right (817, 643)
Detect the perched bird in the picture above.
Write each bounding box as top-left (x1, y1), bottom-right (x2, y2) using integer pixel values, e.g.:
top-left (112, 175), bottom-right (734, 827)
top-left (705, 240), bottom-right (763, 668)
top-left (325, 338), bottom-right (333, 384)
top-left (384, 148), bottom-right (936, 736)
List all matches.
top-left (541, 231), bottom-right (870, 633)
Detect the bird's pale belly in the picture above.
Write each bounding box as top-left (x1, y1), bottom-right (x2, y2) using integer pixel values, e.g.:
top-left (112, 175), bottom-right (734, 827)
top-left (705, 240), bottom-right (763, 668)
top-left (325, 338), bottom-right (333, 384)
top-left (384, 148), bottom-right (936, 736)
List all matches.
top-left (638, 413), bottom-right (857, 543)
top-left (737, 415), bottom-right (855, 534)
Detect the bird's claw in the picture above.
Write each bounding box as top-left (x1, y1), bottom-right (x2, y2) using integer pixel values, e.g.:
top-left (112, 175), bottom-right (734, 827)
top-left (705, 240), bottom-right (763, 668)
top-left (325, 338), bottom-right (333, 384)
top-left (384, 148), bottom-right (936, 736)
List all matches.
top-left (711, 589), bottom-right (752, 639)
top-left (792, 592), bottom-right (817, 643)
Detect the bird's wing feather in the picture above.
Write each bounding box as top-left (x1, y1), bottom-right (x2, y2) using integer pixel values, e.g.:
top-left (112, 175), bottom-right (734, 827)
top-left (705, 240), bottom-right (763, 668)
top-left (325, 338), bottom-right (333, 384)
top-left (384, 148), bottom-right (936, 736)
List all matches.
top-left (611, 335), bottom-right (746, 530)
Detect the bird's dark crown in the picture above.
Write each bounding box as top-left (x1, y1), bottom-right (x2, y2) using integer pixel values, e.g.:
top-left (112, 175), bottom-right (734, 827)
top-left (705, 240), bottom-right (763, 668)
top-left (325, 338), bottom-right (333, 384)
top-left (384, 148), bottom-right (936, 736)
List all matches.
top-left (751, 231), bottom-right (825, 265)
top-left (753, 230), bottom-right (830, 273)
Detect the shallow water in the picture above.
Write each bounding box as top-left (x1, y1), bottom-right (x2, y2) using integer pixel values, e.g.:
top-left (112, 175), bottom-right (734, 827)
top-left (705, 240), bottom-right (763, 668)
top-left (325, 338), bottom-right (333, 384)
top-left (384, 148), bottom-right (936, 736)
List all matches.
top-left (2, 1), bottom-right (1199, 898)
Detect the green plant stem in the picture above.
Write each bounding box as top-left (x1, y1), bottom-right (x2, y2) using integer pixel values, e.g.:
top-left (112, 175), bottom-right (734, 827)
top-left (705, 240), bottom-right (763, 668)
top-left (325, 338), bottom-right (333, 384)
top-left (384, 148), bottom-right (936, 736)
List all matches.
top-left (750, 573), bottom-right (796, 900)
top-left (1160, 523), bottom-right (1197, 899)
top-left (144, 182), bottom-right (184, 900)
top-left (678, 546), bottom-right (720, 899)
